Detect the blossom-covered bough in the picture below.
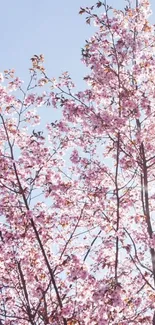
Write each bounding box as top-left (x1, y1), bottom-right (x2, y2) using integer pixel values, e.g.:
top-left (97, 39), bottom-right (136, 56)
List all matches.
top-left (0, 0), bottom-right (155, 324)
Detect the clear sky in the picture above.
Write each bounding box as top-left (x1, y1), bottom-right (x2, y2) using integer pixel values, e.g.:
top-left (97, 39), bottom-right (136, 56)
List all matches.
top-left (1, 0), bottom-right (155, 125)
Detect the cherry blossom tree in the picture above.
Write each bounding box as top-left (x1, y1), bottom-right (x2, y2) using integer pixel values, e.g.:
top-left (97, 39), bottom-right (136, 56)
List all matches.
top-left (0, 0), bottom-right (155, 324)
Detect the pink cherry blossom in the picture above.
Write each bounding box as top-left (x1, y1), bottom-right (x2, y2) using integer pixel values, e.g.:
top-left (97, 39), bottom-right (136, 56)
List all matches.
top-left (0, 2), bottom-right (155, 325)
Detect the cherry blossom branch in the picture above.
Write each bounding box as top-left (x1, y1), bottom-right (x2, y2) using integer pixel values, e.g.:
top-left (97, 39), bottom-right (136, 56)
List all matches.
top-left (114, 133), bottom-right (120, 283)
top-left (0, 114), bottom-right (68, 325)
top-left (56, 203), bottom-right (86, 265)
top-left (140, 140), bottom-right (155, 286)
top-left (17, 262), bottom-right (35, 325)
top-left (83, 229), bottom-right (102, 261)
top-left (124, 227), bottom-right (153, 273)
top-left (129, 253), bottom-right (154, 290)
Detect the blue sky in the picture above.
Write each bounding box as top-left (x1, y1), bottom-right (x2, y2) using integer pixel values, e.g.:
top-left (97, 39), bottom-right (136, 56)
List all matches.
top-left (1, 0), bottom-right (155, 89)
top-left (1, 0), bottom-right (95, 84)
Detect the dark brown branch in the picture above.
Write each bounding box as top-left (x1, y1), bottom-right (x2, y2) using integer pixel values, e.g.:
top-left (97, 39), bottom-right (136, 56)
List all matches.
top-left (124, 228), bottom-right (153, 273)
top-left (114, 133), bottom-right (120, 283)
top-left (83, 229), bottom-right (102, 261)
top-left (17, 262), bottom-right (34, 325)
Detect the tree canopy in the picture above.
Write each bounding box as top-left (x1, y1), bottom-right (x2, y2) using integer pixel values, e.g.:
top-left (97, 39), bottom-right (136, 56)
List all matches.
top-left (0, 0), bottom-right (155, 324)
